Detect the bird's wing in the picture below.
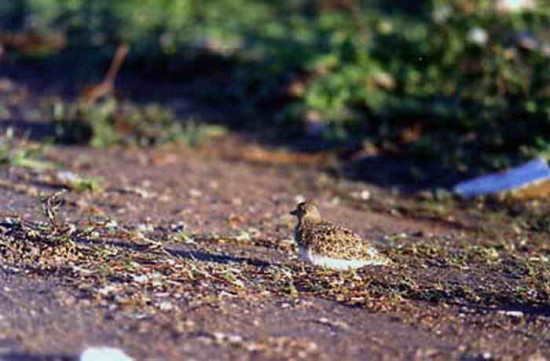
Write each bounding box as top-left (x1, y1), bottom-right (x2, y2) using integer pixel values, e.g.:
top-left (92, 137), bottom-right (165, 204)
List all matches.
top-left (314, 221), bottom-right (362, 240)
top-left (307, 221), bottom-right (387, 262)
top-left (306, 221), bottom-right (363, 255)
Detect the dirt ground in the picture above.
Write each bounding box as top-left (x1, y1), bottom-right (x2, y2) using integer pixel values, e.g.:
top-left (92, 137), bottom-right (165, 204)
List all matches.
top-left (0, 65), bottom-right (549, 361)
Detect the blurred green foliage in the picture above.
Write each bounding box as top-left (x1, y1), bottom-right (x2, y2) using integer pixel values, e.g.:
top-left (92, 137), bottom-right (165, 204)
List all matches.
top-left (50, 98), bottom-right (227, 147)
top-left (0, 128), bottom-right (58, 169)
top-left (1, 0), bottom-right (549, 171)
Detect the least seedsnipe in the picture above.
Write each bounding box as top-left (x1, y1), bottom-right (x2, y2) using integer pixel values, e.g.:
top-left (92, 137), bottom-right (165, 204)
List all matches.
top-left (290, 201), bottom-right (390, 270)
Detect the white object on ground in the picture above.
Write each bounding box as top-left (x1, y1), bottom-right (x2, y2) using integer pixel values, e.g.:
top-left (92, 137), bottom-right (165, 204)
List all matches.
top-left (453, 158), bottom-right (550, 198)
top-left (80, 347), bottom-right (134, 361)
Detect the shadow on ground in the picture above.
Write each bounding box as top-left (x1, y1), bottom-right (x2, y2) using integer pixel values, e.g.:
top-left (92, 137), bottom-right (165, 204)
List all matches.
top-left (0, 353), bottom-right (75, 361)
top-left (168, 248), bottom-right (273, 268)
top-left (78, 236), bottom-right (279, 268)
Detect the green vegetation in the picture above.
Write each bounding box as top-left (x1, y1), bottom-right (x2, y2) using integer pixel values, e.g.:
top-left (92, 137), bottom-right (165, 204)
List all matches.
top-left (0, 129), bottom-right (58, 169)
top-left (1, 0), bottom-right (549, 171)
top-left (57, 172), bottom-right (104, 193)
top-left (50, 98), bottom-right (227, 147)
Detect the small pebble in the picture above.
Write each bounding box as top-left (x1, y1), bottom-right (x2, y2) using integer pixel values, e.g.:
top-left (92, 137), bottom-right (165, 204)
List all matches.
top-left (80, 347), bottom-right (133, 361)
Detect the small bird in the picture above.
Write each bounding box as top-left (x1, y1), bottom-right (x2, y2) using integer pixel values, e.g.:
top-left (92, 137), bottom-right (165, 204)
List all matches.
top-left (290, 201), bottom-right (390, 270)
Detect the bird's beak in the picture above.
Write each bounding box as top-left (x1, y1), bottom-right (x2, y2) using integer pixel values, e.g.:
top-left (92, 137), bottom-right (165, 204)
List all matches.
top-left (290, 209), bottom-right (298, 216)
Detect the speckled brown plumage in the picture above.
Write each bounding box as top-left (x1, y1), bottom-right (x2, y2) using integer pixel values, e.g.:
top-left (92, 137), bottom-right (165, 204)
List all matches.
top-left (290, 201), bottom-right (390, 268)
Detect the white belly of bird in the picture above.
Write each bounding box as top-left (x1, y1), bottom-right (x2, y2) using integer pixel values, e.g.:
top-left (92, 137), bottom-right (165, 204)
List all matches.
top-left (299, 249), bottom-right (386, 270)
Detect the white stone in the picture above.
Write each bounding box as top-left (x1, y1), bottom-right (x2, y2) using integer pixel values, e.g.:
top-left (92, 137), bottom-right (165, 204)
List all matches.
top-left (80, 347), bottom-right (133, 361)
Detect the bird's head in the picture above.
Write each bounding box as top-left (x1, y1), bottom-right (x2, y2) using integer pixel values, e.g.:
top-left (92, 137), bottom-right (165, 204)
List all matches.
top-left (290, 201), bottom-right (321, 221)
